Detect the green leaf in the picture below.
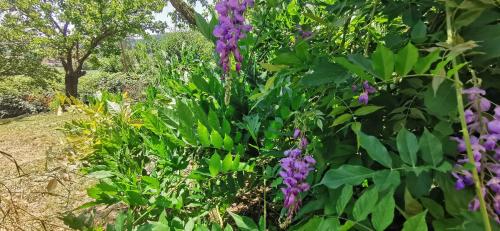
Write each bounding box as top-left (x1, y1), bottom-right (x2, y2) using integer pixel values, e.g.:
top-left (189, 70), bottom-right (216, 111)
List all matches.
top-left (301, 59), bottom-right (349, 86)
top-left (411, 21), bottom-right (427, 43)
top-left (397, 129), bottom-right (419, 166)
top-left (358, 132), bottom-right (392, 168)
top-left (320, 165), bottom-right (375, 189)
top-left (413, 50), bottom-right (440, 74)
top-left (273, 52), bottom-right (302, 66)
top-left (339, 221), bottom-right (355, 231)
top-left (232, 155), bottom-right (240, 171)
top-left (332, 114), bottom-right (352, 126)
top-left (424, 80), bottom-right (457, 117)
top-left (209, 153), bottom-right (221, 177)
top-left (260, 63), bottom-right (287, 72)
top-left (402, 211), bottom-right (428, 231)
top-left (195, 12), bottom-right (215, 42)
top-left (221, 153), bottom-right (233, 173)
top-left (395, 43), bottom-right (419, 76)
top-left (373, 170), bottom-right (400, 191)
top-left (211, 130), bottom-right (224, 149)
top-left (318, 218), bottom-right (340, 231)
top-left (208, 110), bottom-right (221, 131)
top-left (372, 193), bottom-right (396, 231)
top-left (177, 100), bottom-right (196, 144)
top-left (405, 188), bottom-right (423, 216)
top-left (336, 185), bottom-right (353, 215)
top-left (420, 198), bottom-right (444, 219)
top-left (354, 105), bottom-right (384, 116)
top-left (228, 211), bottom-right (259, 231)
top-left (222, 119), bottom-right (231, 135)
top-left (353, 187), bottom-right (379, 221)
top-left (333, 56), bottom-right (372, 81)
top-left (197, 121), bottom-right (211, 147)
top-left (419, 128), bottom-right (443, 166)
top-left (223, 135), bottom-right (234, 151)
top-left (371, 44), bottom-right (395, 80)
top-left (407, 171), bottom-right (432, 197)
top-left (297, 216), bottom-right (322, 231)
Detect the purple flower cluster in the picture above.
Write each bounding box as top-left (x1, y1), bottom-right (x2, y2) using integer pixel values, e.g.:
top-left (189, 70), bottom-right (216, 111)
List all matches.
top-left (280, 129), bottom-right (316, 218)
top-left (213, 0), bottom-right (254, 76)
top-left (451, 87), bottom-right (500, 221)
top-left (353, 81), bottom-right (376, 105)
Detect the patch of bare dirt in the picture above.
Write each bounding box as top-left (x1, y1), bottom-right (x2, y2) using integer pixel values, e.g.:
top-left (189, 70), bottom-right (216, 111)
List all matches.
top-left (0, 113), bottom-right (93, 231)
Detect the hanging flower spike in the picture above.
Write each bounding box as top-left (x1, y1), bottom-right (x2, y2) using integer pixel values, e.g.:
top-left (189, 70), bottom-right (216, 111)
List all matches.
top-left (280, 130), bottom-right (316, 219)
top-left (451, 87), bottom-right (500, 223)
top-left (213, 0), bottom-right (253, 77)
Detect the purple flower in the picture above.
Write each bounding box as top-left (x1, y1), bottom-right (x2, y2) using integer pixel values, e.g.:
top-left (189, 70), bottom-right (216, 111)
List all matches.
top-left (465, 109), bottom-right (475, 124)
top-left (479, 98), bottom-right (491, 112)
top-left (301, 31), bottom-right (313, 39)
top-left (363, 81), bottom-right (377, 94)
top-left (494, 195), bottom-right (500, 215)
top-left (488, 119), bottom-right (500, 134)
top-left (351, 84), bottom-right (358, 92)
top-left (469, 198), bottom-right (480, 211)
top-left (213, 0), bottom-right (253, 76)
top-left (484, 135), bottom-right (498, 151)
top-left (359, 92), bottom-right (369, 105)
top-left (487, 177), bottom-right (500, 193)
top-left (293, 129), bottom-right (301, 139)
top-left (280, 131), bottom-right (316, 218)
top-left (300, 137), bottom-right (309, 149)
top-left (463, 87), bottom-right (486, 101)
top-left (495, 106), bottom-right (500, 120)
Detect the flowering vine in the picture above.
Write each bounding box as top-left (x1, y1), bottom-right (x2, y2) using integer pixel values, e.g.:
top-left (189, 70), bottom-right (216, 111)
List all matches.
top-left (451, 87), bottom-right (500, 223)
top-left (353, 81), bottom-right (376, 104)
top-left (213, 0), bottom-right (254, 76)
top-left (279, 129), bottom-right (316, 220)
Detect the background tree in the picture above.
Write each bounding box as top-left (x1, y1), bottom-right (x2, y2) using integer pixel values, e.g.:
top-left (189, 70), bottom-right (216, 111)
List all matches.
top-left (1, 0), bottom-right (166, 97)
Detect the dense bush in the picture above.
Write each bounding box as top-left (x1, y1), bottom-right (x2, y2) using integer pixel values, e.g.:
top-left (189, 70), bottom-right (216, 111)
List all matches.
top-left (78, 71), bottom-right (150, 101)
top-left (0, 75), bottom-right (62, 118)
top-left (64, 0), bottom-right (500, 230)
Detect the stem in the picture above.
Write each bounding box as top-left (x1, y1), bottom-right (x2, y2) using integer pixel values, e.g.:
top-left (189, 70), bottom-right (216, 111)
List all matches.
top-left (445, 6), bottom-right (492, 231)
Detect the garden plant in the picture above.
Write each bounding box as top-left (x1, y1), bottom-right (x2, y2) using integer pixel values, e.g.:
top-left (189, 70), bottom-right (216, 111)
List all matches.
top-left (44, 0), bottom-right (500, 230)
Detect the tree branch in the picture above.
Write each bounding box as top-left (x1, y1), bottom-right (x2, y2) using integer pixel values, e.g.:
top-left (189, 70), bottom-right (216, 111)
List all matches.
top-left (169, 0), bottom-right (197, 27)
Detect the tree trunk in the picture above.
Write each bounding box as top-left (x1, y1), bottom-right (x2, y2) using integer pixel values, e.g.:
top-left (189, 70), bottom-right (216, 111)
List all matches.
top-left (65, 73), bottom-right (79, 97)
top-left (169, 0), bottom-right (197, 27)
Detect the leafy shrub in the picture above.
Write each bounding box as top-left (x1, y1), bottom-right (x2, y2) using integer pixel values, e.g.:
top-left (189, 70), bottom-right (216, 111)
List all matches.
top-left (0, 75), bottom-right (63, 118)
top-left (64, 0), bottom-right (500, 230)
top-left (78, 71), bottom-right (150, 101)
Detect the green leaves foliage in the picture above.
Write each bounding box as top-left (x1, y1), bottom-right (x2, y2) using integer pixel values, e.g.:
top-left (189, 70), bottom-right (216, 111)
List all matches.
top-left (402, 211), bottom-right (428, 231)
top-left (353, 187), bottom-right (378, 221)
top-left (209, 153), bottom-right (221, 177)
top-left (372, 44), bottom-right (395, 80)
top-left (397, 128), bottom-right (419, 166)
top-left (419, 128), bottom-right (443, 166)
top-left (395, 43), bottom-right (419, 76)
top-left (197, 121), bottom-right (210, 147)
top-left (228, 211), bottom-right (259, 231)
top-left (320, 165), bottom-right (375, 189)
top-left (210, 130), bottom-right (224, 149)
top-left (301, 59), bottom-right (349, 86)
top-left (372, 193), bottom-right (396, 231)
top-left (424, 80), bottom-right (457, 117)
top-left (358, 132), bottom-right (392, 168)
top-left (354, 105), bottom-right (383, 116)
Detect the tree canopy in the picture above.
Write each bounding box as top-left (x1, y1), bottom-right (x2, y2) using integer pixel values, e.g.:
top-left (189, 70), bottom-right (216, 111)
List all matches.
top-left (1, 0), bottom-right (167, 96)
